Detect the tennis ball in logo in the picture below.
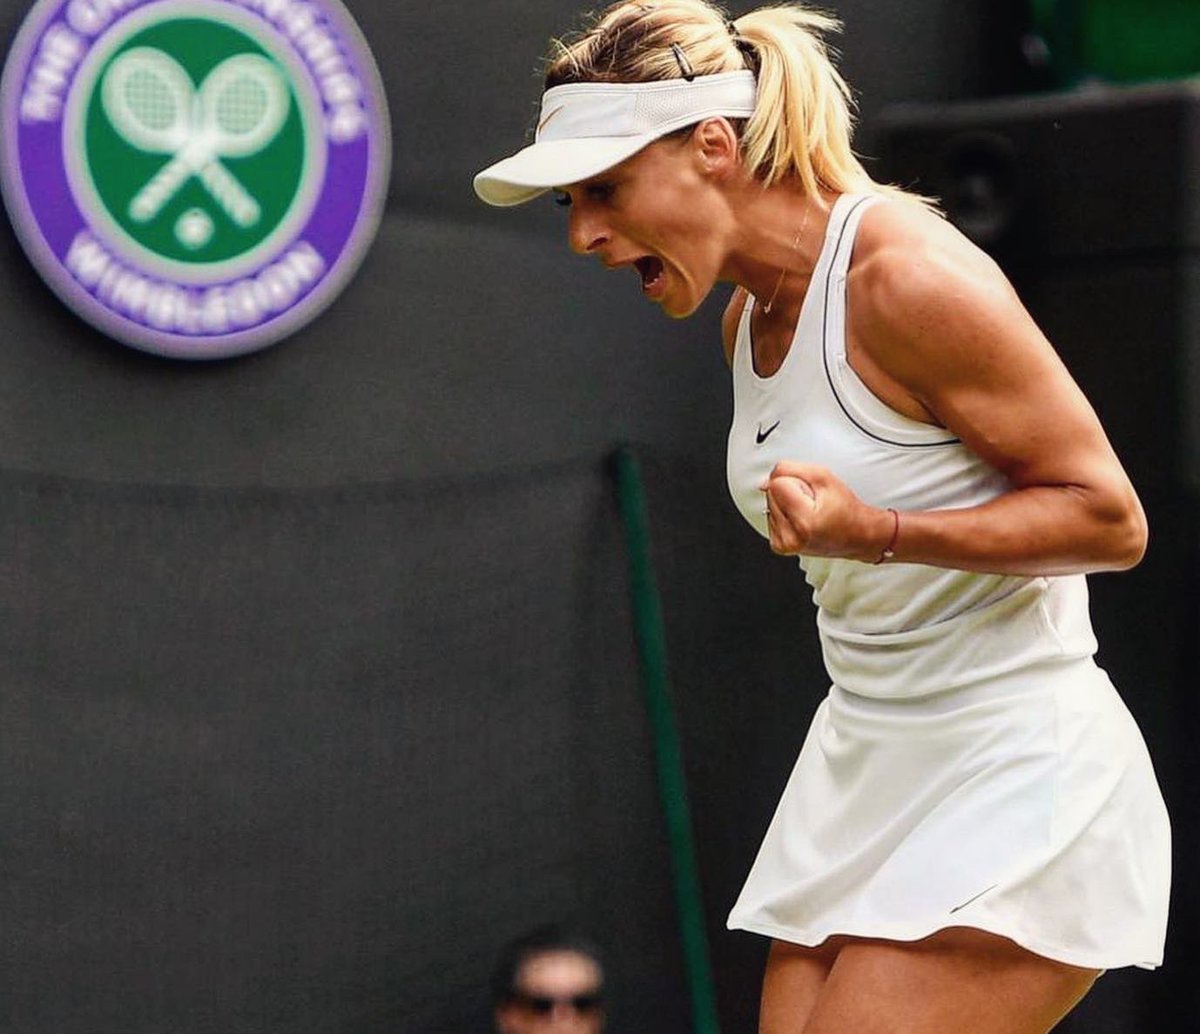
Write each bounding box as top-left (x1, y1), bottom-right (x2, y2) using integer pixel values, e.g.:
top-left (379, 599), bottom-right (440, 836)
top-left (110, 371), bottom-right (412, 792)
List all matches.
top-left (176, 207), bottom-right (215, 249)
top-left (82, 18), bottom-right (305, 265)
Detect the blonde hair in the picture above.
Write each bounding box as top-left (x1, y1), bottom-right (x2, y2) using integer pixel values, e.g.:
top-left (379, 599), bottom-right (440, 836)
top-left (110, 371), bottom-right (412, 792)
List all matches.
top-left (545, 0), bottom-right (935, 209)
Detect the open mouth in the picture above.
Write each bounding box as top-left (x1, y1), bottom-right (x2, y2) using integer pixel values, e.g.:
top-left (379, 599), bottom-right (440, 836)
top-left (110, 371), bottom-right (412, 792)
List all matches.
top-left (634, 256), bottom-right (665, 295)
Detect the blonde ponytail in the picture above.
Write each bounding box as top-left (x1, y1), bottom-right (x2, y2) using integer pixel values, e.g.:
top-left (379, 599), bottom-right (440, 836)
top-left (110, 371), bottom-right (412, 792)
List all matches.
top-left (731, 7), bottom-right (934, 208)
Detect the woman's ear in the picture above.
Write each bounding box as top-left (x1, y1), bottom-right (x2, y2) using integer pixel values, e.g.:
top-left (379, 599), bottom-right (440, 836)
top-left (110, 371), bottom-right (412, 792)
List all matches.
top-left (691, 117), bottom-right (740, 177)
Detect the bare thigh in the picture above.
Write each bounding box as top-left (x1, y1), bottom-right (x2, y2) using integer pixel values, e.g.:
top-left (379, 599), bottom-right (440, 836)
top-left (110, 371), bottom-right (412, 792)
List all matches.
top-left (795, 926), bottom-right (1101, 1034)
top-left (759, 937), bottom-right (843, 1034)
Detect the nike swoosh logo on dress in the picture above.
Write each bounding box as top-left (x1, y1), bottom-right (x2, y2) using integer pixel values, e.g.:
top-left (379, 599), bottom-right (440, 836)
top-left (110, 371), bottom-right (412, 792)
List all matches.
top-left (537, 106), bottom-right (564, 135)
top-left (950, 884), bottom-right (999, 914)
top-left (756, 421), bottom-right (781, 445)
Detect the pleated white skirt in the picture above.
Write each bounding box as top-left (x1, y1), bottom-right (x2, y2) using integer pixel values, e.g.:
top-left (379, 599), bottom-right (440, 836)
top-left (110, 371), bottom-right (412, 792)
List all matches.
top-left (727, 657), bottom-right (1171, 970)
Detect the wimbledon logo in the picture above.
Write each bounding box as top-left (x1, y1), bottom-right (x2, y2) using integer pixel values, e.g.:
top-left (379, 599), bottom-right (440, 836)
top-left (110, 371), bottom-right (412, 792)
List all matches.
top-left (0, 0), bottom-right (389, 358)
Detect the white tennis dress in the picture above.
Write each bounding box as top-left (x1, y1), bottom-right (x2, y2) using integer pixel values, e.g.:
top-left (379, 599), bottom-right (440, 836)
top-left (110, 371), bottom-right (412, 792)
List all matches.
top-left (724, 193), bottom-right (1171, 970)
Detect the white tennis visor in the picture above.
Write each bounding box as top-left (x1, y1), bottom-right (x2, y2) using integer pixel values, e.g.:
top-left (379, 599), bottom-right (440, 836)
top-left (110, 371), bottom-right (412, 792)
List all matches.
top-left (474, 70), bottom-right (758, 207)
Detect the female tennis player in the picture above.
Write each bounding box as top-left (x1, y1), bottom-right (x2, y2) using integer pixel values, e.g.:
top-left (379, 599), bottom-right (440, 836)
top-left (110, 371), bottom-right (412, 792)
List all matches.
top-left (474, 3), bottom-right (1170, 1031)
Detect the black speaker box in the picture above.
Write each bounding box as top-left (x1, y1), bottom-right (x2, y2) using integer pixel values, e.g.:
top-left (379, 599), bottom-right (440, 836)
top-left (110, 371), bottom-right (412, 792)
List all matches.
top-left (874, 82), bottom-right (1200, 495)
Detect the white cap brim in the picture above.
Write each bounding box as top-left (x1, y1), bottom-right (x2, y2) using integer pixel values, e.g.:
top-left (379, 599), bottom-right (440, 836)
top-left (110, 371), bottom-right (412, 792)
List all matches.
top-left (474, 71), bottom-right (758, 207)
top-left (474, 133), bottom-right (661, 207)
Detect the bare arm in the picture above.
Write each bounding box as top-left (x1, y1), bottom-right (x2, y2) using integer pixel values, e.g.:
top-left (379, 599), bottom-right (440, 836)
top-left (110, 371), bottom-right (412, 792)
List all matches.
top-left (763, 205), bottom-right (1147, 575)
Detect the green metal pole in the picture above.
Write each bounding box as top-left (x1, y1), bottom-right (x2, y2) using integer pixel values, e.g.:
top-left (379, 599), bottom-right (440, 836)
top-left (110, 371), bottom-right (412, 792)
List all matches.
top-left (613, 446), bottom-right (721, 1034)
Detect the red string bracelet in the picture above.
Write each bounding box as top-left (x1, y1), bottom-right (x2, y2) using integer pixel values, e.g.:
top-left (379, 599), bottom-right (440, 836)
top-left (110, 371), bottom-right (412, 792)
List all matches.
top-left (873, 508), bottom-right (900, 565)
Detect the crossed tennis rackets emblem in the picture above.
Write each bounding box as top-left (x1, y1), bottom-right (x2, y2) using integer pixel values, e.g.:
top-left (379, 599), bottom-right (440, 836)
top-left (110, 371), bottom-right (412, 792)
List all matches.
top-left (101, 46), bottom-right (291, 231)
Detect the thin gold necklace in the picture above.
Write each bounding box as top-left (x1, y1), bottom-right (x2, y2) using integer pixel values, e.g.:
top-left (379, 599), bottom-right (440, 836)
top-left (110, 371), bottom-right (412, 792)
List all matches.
top-left (761, 205), bottom-right (812, 316)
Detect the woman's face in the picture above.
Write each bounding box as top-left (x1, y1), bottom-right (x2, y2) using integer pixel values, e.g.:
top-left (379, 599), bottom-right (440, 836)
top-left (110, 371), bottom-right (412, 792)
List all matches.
top-left (554, 129), bottom-right (732, 318)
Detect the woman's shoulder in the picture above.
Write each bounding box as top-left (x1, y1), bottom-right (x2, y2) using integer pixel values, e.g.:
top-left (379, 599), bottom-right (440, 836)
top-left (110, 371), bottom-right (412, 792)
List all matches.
top-left (852, 194), bottom-right (1011, 322)
top-left (846, 192), bottom-right (1053, 400)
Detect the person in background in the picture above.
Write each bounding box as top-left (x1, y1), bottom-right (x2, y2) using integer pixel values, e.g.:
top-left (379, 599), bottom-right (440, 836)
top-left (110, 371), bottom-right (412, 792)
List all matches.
top-left (492, 925), bottom-right (606, 1034)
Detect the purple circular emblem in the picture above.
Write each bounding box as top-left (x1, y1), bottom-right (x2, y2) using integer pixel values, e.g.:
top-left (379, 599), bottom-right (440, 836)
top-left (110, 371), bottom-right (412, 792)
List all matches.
top-left (0, 0), bottom-right (390, 359)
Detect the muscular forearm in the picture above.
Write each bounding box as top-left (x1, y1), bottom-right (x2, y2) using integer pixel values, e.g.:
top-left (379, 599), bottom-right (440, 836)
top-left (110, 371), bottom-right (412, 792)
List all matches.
top-left (873, 484), bottom-right (1147, 576)
top-left (764, 463), bottom-right (1148, 576)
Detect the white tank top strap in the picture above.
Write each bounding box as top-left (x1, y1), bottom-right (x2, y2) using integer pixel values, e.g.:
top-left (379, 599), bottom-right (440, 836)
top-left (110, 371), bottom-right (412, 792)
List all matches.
top-left (821, 195), bottom-right (959, 448)
top-left (732, 286), bottom-right (754, 378)
top-left (733, 192), bottom-right (864, 384)
top-left (826, 193), bottom-right (878, 281)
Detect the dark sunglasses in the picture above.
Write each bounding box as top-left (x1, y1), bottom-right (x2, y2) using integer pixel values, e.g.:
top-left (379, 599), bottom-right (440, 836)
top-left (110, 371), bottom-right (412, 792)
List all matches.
top-left (512, 991), bottom-right (603, 1015)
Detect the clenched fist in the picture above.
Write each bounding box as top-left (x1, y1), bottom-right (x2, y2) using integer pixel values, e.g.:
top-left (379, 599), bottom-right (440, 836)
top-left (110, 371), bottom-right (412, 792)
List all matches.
top-left (760, 461), bottom-right (897, 563)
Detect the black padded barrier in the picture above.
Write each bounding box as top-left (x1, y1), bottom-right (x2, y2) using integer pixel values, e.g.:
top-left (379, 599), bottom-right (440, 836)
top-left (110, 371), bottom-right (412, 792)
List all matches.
top-left (0, 462), bottom-right (691, 1033)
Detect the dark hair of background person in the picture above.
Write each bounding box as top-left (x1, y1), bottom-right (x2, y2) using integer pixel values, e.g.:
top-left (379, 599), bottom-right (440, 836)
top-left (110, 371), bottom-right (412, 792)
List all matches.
top-left (490, 925), bottom-right (607, 1007)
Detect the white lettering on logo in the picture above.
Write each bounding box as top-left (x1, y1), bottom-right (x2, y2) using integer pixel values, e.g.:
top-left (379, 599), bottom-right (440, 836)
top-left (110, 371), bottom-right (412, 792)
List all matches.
top-left (66, 0), bottom-right (143, 39)
top-left (64, 231), bottom-right (327, 333)
top-left (64, 232), bottom-right (111, 284)
top-left (19, 24), bottom-right (84, 123)
top-left (326, 105), bottom-right (367, 143)
top-left (231, 0), bottom-right (370, 141)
